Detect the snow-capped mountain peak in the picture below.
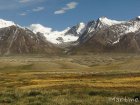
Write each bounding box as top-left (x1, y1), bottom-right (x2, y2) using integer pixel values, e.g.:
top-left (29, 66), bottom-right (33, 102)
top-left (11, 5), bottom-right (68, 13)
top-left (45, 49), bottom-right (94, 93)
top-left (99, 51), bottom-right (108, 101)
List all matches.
top-left (29, 24), bottom-right (52, 35)
top-left (98, 16), bottom-right (125, 26)
top-left (65, 22), bottom-right (86, 36)
top-left (29, 24), bottom-right (78, 44)
top-left (131, 16), bottom-right (140, 21)
top-left (0, 19), bottom-right (16, 28)
top-left (137, 16), bottom-right (140, 19)
top-left (76, 22), bottom-right (86, 34)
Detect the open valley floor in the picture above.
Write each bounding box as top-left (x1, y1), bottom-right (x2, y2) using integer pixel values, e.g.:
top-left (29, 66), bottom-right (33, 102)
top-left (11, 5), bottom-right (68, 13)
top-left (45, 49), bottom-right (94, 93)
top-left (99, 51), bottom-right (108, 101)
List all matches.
top-left (0, 53), bottom-right (140, 105)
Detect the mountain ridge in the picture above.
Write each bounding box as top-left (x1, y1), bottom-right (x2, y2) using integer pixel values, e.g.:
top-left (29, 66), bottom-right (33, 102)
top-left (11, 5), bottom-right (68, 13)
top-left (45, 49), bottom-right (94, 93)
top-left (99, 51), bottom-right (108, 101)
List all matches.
top-left (0, 25), bottom-right (61, 55)
top-left (1, 16), bottom-right (140, 55)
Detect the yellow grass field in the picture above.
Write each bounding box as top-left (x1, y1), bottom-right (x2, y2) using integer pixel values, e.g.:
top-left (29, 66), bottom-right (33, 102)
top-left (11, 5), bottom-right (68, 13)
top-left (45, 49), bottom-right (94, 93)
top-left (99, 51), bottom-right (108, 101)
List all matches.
top-left (0, 53), bottom-right (140, 105)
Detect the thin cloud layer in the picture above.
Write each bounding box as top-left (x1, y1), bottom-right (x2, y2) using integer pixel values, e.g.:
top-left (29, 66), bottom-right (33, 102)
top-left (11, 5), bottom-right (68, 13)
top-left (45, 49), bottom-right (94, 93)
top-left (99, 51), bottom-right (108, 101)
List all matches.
top-left (0, 0), bottom-right (79, 17)
top-left (20, 12), bottom-right (27, 16)
top-left (20, 6), bottom-right (45, 16)
top-left (54, 2), bottom-right (78, 14)
top-left (32, 7), bottom-right (45, 12)
top-left (19, 0), bottom-right (44, 3)
top-left (19, 0), bottom-right (32, 3)
top-left (0, 0), bottom-right (45, 10)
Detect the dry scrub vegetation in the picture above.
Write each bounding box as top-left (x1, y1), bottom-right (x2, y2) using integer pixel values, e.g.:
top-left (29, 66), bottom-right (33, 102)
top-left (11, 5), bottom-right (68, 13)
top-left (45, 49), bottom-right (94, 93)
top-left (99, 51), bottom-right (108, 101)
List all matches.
top-left (0, 53), bottom-right (140, 105)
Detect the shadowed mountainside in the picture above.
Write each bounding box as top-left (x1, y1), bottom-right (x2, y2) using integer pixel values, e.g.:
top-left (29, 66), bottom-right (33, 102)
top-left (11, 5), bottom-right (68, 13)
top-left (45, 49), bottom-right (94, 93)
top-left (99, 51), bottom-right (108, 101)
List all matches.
top-left (0, 26), bottom-right (61, 55)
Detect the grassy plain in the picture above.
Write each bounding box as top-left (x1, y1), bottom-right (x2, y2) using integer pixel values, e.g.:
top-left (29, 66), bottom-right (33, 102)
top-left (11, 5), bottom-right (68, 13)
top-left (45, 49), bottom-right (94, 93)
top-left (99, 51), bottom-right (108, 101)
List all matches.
top-left (0, 53), bottom-right (140, 105)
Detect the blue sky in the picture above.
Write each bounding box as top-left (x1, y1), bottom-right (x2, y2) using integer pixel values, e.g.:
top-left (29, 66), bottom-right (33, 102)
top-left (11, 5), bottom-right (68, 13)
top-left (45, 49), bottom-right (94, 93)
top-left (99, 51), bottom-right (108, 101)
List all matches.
top-left (0, 0), bottom-right (140, 30)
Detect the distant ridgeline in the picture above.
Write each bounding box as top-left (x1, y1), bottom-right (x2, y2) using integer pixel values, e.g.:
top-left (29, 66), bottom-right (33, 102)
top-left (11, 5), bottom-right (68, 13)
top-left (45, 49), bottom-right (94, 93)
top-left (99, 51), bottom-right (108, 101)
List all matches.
top-left (0, 16), bottom-right (140, 55)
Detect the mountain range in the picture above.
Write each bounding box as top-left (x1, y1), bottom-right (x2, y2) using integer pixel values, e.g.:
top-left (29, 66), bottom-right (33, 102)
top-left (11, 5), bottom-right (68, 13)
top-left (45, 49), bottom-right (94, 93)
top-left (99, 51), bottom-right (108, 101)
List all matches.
top-left (0, 16), bottom-right (140, 55)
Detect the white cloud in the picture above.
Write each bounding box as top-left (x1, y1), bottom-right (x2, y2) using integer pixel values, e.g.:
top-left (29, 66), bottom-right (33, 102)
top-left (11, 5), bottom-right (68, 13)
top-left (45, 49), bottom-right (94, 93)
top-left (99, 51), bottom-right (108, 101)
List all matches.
top-left (19, 0), bottom-right (44, 4)
top-left (19, 0), bottom-right (32, 3)
top-left (32, 7), bottom-right (45, 12)
top-left (66, 2), bottom-right (78, 9)
top-left (0, 0), bottom-right (45, 10)
top-left (20, 12), bottom-right (27, 16)
top-left (54, 2), bottom-right (78, 14)
top-left (20, 6), bottom-right (45, 16)
top-left (54, 10), bottom-right (65, 14)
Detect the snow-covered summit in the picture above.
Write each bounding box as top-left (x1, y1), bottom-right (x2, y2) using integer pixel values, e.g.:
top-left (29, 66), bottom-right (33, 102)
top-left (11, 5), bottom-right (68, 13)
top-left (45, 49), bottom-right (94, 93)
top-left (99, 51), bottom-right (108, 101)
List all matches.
top-left (65, 22), bottom-right (86, 36)
top-left (29, 22), bottom-right (86, 44)
top-left (76, 22), bottom-right (86, 34)
top-left (29, 24), bottom-right (78, 44)
top-left (137, 16), bottom-right (140, 19)
top-left (106, 16), bottom-right (140, 36)
top-left (0, 19), bottom-right (16, 28)
top-left (29, 24), bottom-right (52, 35)
top-left (98, 17), bottom-right (125, 27)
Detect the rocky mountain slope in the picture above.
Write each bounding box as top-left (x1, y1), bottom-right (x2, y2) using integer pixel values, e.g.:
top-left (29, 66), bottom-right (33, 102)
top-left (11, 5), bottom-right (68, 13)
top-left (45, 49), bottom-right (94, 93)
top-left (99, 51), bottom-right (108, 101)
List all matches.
top-left (0, 19), bottom-right (60, 55)
top-left (72, 16), bottom-right (140, 53)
